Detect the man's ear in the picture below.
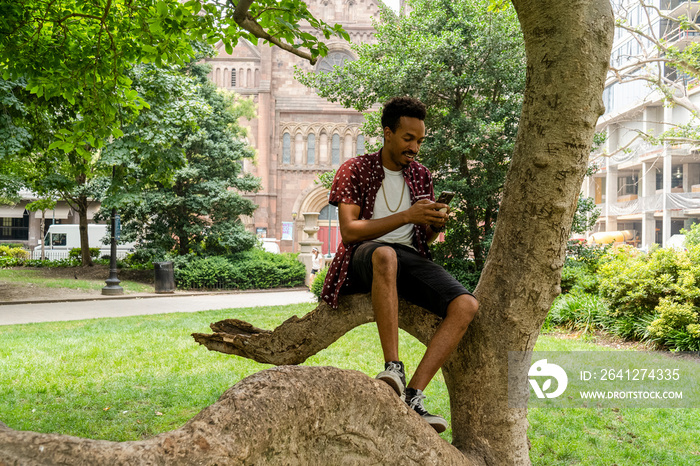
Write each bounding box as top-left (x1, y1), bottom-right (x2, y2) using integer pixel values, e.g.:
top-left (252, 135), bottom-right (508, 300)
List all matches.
top-left (383, 126), bottom-right (393, 141)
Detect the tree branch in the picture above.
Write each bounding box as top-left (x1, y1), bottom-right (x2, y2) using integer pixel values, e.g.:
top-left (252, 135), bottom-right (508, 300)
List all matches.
top-left (231, 0), bottom-right (318, 64)
top-left (192, 293), bottom-right (443, 365)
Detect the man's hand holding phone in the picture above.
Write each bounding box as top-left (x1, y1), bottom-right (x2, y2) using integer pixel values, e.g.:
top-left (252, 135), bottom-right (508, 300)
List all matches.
top-left (431, 191), bottom-right (455, 232)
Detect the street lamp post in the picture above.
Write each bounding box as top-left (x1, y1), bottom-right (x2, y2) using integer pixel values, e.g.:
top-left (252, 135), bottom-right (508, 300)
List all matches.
top-left (102, 167), bottom-right (123, 295)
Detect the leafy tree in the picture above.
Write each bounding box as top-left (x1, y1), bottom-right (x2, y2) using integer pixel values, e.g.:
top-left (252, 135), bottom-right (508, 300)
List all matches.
top-left (572, 193), bottom-right (602, 235)
top-left (114, 62), bottom-right (260, 257)
top-left (1, 65), bottom-right (205, 265)
top-left (298, 0), bottom-right (525, 270)
top-left (1, 0), bottom-right (347, 263)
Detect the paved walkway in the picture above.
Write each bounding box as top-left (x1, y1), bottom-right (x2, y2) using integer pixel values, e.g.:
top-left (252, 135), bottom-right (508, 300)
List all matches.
top-left (0, 290), bottom-right (318, 326)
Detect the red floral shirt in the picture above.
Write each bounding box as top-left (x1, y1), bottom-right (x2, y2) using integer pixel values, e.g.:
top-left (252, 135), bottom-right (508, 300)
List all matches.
top-left (321, 149), bottom-right (435, 308)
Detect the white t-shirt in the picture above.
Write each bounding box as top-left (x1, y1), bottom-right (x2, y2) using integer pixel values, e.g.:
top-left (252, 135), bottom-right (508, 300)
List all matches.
top-left (311, 253), bottom-right (323, 270)
top-left (371, 167), bottom-right (414, 248)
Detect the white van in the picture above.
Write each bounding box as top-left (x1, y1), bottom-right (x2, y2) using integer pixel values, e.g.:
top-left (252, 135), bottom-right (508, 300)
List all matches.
top-left (32, 224), bottom-right (135, 260)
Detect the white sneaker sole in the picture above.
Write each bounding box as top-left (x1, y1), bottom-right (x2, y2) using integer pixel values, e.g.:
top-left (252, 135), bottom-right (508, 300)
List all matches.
top-left (376, 371), bottom-right (405, 397)
top-left (424, 415), bottom-right (448, 433)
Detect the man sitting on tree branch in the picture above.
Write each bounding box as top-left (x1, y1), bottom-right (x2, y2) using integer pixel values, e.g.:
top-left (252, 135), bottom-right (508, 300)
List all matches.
top-left (321, 97), bottom-right (479, 432)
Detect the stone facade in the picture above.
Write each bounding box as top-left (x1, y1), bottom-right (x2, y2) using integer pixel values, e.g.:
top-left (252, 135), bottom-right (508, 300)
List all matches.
top-left (203, 0), bottom-right (382, 254)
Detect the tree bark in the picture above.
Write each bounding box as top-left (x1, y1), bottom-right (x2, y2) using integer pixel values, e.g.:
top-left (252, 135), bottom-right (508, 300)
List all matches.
top-left (76, 194), bottom-right (93, 267)
top-left (443, 0), bottom-right (614, 463)
top-left (0, 366), bottom-right (470, 465)
top-left (192, 294), bottom-right (443, 365)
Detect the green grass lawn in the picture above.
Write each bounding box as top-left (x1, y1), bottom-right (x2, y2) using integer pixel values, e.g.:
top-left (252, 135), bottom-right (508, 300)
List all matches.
top-left (1, 303), bottom-right (698, 465)
top-left (0, 269), bottom-right (152, 294)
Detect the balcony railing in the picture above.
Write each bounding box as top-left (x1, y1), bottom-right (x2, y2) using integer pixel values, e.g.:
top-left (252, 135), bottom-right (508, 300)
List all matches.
top-left (602, 192), bottom-right (700, 216)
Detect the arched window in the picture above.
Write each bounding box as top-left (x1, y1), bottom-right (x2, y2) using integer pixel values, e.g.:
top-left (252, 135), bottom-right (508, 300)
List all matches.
top-left (282, 132), bottom-right (291, 164)
top-left (332, 134), bottom-right (340, 165)
top-left (231, 69), bottom-right (237, 87)
top-left (307, 133), bottom-right (316, 165)
top-left (316, 51), bottom-right (355, 74)
top-left (356, 134), bottom-right (365, 155)
top-left (319, 204), bottom-right (339, 221)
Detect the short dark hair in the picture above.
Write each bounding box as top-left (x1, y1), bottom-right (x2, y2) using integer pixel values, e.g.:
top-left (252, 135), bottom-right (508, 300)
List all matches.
top-left (381, 97), bottom-right (426, 133)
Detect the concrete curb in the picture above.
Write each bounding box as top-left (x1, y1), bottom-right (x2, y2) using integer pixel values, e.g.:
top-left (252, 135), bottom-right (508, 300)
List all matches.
top-left (0, 286), bottom-right (312, 306)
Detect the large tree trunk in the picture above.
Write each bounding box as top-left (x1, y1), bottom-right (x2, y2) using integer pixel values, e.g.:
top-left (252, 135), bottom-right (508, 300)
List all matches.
top-left (446, 0), bottom-right (614, 463)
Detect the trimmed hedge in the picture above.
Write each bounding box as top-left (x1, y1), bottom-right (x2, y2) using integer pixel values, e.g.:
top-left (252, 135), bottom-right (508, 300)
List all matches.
top-left (174, 249), bottom-right (305, 290)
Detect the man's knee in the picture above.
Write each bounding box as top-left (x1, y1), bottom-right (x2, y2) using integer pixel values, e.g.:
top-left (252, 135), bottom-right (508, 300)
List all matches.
top-left (371, 246), bottom-right (398, 275)
top-left (447, 294), bottom-right (479, 326)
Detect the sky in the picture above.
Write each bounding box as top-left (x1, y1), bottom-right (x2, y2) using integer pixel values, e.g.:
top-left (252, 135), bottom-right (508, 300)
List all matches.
top-left (383, 0), bottom-right (400, 12)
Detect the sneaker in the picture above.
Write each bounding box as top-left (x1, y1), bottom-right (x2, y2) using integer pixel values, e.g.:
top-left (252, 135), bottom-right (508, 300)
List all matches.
top-left (405, 388), bottom-right (448, 433)
top-left (376, 361), bottom-right (406, 397)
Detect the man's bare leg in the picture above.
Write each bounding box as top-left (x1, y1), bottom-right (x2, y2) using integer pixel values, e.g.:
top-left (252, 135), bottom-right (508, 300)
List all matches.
top-left (408, 294), bottom-right (479, 391)
top-left (371, 246), bottom-right (400, 362)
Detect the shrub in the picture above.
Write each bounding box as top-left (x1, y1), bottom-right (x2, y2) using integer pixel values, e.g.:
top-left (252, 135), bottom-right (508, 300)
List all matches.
top-left (0, 256), bottom-right (23, 267)
top-left (310, 267), bottom-right (328, 299)
top-left (123, 248), bottom-right (165, 269)
top-left (175, 256), bottom-right (237, 289)
top-left (69, 248), bottom-right (100, 260)
top-left (545, 292), bottom-right (609, 334)
top-left (560, 262), bottom-right (598, 294)
top-left (597, 245), bottom-right (700, 318)
top-left (174, 250), bottom-right (305, 290)
top-left (0, 245), bottom-right (29, 259)
top-left (21, 258), bottom-right (81, 267)
top-left (646, 298), bottom-right (700, 351)
top-left (566, 239), bottom-right (609, 272)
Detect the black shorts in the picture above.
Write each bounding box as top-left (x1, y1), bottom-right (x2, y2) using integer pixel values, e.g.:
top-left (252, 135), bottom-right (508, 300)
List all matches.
top-left (348, 241), bottom-right (473, 318)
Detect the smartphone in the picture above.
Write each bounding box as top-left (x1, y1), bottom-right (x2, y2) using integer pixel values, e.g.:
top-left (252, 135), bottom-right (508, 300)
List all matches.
top-left (435, 191), bottom-right (455, 212)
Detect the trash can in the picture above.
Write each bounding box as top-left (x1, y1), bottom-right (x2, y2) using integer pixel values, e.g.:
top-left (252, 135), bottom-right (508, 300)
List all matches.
top-left (154, 261), bottom-right (175, 294)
